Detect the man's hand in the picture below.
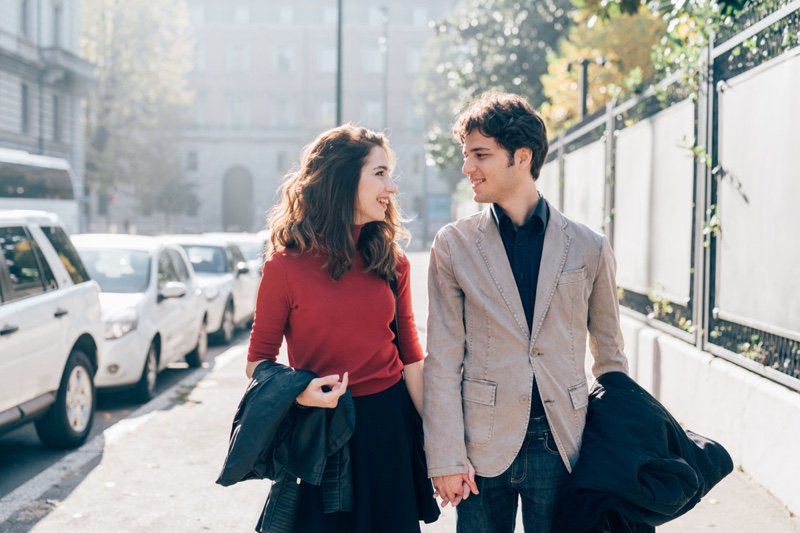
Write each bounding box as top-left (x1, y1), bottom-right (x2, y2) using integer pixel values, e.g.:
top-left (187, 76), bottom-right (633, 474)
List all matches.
top-left (432, 460), bottom-right (478, 507)
top-left (295, 373), bottom-right (349, 408)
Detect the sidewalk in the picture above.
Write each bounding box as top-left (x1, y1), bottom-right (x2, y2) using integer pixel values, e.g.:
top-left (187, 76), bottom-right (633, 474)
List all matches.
top-left (1, 344), bottom-right (798, 532)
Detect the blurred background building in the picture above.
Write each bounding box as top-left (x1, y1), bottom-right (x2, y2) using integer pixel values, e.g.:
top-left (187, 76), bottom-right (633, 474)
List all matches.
top-left (0, 0), bottom-right (95, 220)
top-left (174, 0), bottom-right (457, 245)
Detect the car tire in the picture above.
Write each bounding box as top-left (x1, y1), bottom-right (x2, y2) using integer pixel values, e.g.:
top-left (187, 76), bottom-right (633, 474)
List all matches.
top-left (132, 342), bottom-right (158, 404)
top-left (35, 349), bottom-right (95, 450)
top-left (214, 301), bottom-right (235, 345)
top-left (185, 320), bottom-right (208, 368)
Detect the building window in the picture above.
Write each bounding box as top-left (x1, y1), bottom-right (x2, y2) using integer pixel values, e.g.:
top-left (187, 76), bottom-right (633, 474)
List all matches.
top-left (193, 43), bottom-right (206, 73)
top-left (407, 47), bottom-right (422, 75)
top-left (276, 151), bottom-right (288, 172)
top-left (21, 84), bottom-right (29, 134)
top-left (412, 8), bottom-right (428, 27)
top-left (193, 92), bottom-right (205, 126)
top-left (318, 99), bottom-right (336, 127)
top-left (367, 8), bottom-right (383, 26)
top-left (227, 43), bottom-right (251, 73)
top-left (53, 4), bottom-right (62, 47)
top-left (407, 98), bottom-right (424, 131)
top-left (186, 151), bottom-right (198, 171)
top-left (318, 47), bottom-right (336, 74)
top-left (361, 99), bottom-right (383, 130)
top-left (52, 95), bottom-right (61, 141)
top-left (272, 46), bottom-right (294, 73)
top-left (234, 6), bottom-right (249, 24)
top-left (323, 7), bottom-right (338, 26)
top-left (20, 0), bottom-right (30, 38)
top-left (227, 94), bottom-right (251, 127)
top-left (278, 7), bottom-right (293, 25)
top-left (271, 97), bottom-right (295, 127)
top-left (362, 48), bottom-right (383, 74)
top-left (190, 6), bottom-right (205, 25)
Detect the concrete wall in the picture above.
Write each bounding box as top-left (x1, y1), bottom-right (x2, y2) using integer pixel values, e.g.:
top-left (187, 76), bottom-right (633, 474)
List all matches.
top-left (620, 315), bottom-right (800, 517)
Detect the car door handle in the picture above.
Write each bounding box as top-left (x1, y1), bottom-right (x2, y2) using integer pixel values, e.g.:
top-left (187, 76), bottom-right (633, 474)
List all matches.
top-left (54, 308), bottom-right (69, 318)
top-left (0, 324), bottom-right (19, 336)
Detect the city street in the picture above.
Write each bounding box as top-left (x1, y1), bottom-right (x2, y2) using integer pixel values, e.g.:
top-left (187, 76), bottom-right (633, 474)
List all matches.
top-left (0, 252), bottom-right (798, 532)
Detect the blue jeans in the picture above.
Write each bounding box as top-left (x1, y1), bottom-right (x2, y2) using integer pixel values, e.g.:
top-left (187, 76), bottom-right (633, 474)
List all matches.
top-left (456, 416), bottom-right (569, 533)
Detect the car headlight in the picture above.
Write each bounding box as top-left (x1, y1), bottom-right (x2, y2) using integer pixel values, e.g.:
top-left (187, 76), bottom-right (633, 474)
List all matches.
top-left (105, 308), bottom-right (139, 339)
top-left (203, 285), bottom-right (220, 301)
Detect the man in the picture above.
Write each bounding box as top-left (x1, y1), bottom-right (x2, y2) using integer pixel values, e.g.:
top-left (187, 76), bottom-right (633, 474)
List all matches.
top-left (423, 91), bottom-right (629, 532)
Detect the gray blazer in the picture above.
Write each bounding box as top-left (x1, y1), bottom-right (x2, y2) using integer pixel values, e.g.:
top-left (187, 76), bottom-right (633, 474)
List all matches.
top-left (423, 199), bottom-right (629, 478)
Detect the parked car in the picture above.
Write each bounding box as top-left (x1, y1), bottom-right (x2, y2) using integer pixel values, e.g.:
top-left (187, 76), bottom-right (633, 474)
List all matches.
top-left (161, 235), bottom-right (258, 344)
top-left (72, 234), bottom-right (209, 403)
top-left (204, 230), bottom-right (269, 274)
top-left (0, 210), bottom-right (104, 449)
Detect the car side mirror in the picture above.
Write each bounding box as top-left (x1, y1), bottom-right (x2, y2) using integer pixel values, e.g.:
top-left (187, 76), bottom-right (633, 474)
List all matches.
top-left (158, 281), bottom-right (187, 302)
top-left (236, 262), bottom-right (250, 276)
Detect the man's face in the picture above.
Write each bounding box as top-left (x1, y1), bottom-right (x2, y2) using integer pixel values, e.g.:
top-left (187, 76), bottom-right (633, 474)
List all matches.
top-left (461, 130), bottom-right (526, 206)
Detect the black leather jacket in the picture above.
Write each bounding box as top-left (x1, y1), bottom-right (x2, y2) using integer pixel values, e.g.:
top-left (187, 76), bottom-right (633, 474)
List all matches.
top-left (551, 372), bottom-right (733, 533)
top-left (216, 361), bottom-right (356, 533)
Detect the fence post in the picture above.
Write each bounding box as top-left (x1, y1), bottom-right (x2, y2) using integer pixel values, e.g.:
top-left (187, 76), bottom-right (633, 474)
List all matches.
top-left (604, 100), bottom-right (617, 245)
top-left (694, 32), bottom-right (716, 351)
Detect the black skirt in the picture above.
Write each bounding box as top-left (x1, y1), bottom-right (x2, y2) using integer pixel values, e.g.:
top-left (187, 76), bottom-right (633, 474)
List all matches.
top-left (293, 378), bottom-right (439, 533)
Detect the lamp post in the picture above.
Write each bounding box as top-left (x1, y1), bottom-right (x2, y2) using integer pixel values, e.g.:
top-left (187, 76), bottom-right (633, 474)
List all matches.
top-left (335, 0), bottom-right (343, 125)
top-left (379, 6), bottom-right (389, 129)
top-left (569, 56), bottom-right (606, 122)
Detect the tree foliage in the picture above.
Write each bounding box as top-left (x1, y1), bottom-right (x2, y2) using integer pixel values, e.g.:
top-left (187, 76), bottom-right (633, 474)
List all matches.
top-left (541, 6), bottom-right (666, 130)
top-left (416, 0), bottom-right (573, 190)
top-left (81, 0), bottom-right (196, 217)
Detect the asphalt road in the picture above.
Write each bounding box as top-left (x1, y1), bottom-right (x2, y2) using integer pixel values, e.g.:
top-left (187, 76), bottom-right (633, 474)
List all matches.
top-left (0, 330), bottom-right (250, 500)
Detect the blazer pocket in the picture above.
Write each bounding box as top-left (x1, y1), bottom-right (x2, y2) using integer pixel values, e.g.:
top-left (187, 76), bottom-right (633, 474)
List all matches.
top-left (568, 380), bottom-right (589, 410)
top-left (462, 378), bottom-right (497, 446)
top-left (558, 266), bottom-right (588, 284)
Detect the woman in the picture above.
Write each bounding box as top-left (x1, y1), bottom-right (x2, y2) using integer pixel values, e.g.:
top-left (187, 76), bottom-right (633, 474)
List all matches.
top-left (245, 124), bottom-right (436, 532)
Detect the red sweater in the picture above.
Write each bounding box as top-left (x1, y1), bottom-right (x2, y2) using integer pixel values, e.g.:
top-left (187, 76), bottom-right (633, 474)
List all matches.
top-left (247, 242), bottom-right (424, 397)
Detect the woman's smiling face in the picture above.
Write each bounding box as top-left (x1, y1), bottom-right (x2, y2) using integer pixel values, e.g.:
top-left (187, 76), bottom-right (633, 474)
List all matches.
top-left (354, 145), bottom-right (397, 225)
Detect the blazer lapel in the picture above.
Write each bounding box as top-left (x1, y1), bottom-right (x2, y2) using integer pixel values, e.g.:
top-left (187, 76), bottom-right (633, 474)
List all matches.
top-left (475, 208), bottom-right (529, 337)
top-left (529, 202), bottom-right (571, 350)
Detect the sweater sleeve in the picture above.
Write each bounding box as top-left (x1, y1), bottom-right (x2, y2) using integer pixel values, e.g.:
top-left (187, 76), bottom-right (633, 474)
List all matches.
top-left (247, 254), bottom-right (291, 362)
top-left (395, 253), bottom-right (424, 365)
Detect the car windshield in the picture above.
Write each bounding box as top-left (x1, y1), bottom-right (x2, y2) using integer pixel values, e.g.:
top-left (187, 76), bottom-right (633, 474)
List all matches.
top-left (235, 242), bottom-right (263, 262)
top-left (182, 245), bottom-right (228, 274)
top-left (78, 249), bottom-right (151, 293)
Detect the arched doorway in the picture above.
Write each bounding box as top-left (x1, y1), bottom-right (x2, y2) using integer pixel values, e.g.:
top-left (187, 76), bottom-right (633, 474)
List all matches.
top-left (222, 166), bottom-right (254, 231)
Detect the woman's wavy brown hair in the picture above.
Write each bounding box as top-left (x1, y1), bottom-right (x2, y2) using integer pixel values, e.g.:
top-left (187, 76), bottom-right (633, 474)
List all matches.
top-left (267, 124), bottom-right (409, 281)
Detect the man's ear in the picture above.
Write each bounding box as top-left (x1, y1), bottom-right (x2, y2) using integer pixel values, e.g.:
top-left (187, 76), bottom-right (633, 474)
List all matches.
top-left (515, 147), bottom-right (533, 169)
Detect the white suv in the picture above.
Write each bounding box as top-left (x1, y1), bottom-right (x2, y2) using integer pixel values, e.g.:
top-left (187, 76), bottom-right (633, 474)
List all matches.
top-left (0, 210), bottom-right (104, 449)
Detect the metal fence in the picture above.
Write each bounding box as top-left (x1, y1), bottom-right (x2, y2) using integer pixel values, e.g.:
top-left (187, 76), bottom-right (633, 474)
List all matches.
top-left (545, 0), bottom-right (800, 391)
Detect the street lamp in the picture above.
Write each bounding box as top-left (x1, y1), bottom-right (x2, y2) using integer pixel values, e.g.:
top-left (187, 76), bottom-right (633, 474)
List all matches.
top-left (379, 6), bottom-right (389, 129)
top-left (568, 56), bottom-right (606, 121)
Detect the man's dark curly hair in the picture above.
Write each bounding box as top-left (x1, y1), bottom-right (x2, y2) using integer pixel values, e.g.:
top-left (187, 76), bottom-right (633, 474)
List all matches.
top-left (453, 91), bottom-right (549, 181)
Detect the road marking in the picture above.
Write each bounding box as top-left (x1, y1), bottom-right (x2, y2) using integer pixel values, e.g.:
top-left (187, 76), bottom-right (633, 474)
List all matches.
top-left (0, 343), bottom-right (247, 524)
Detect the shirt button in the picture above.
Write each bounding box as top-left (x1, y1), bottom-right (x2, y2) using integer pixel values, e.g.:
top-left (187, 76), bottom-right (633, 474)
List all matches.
top-left (520, 395), bottom-right (529, 404)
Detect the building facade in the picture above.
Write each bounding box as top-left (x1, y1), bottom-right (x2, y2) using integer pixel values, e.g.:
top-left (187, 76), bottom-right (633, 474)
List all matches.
top-left (0, 0), bottom-right (94, 228)
top-left (178, 0), bottom-right (456, 246)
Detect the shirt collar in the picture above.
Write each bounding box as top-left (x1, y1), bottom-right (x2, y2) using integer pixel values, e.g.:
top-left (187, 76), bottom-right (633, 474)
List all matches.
top-left (491, 194), bottom-right (548, 235)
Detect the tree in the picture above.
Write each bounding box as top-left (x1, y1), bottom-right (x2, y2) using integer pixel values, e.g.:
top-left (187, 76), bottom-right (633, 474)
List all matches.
top-left (416, 0), bottom-right (573, 190)
top-left (540, 6), bottom-right (666, 130)
top-left (81, 0), bottom-right (194, 218)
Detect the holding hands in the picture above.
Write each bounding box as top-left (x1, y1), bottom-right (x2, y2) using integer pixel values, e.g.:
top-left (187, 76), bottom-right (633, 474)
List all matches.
top-left (432, 459), bottom-right (479, 508)
top-left (295, 372), bottom-right (349, 408)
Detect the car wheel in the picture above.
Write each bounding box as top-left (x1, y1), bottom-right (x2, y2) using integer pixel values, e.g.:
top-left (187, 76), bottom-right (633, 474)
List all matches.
top-left (215, 301), bottom-right (235, 344)
top-left (185, 320), bottom-right (208, 368)
top-left (35, 349), bottom-right (95, 449)
top-left (132, 342), bottom-right (158, 403)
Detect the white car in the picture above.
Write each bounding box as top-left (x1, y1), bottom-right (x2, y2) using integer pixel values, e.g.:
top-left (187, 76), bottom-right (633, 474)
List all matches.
top-left (72, 234), bottom-right (209, 403)
top-left (204, 230), bottom-right (269, 274)
top-left (0, 210), bottom-right (104, 449)
top-left (161, 235), bottom-right (258, 344)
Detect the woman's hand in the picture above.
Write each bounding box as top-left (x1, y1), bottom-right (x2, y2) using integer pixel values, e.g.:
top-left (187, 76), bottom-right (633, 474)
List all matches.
top-left (295, 372), bottom-right (349, 408)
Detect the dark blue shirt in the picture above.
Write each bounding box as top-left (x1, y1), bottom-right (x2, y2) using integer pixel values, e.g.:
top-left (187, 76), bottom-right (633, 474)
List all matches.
top-left (491, 196), bottom-right (549, 416)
